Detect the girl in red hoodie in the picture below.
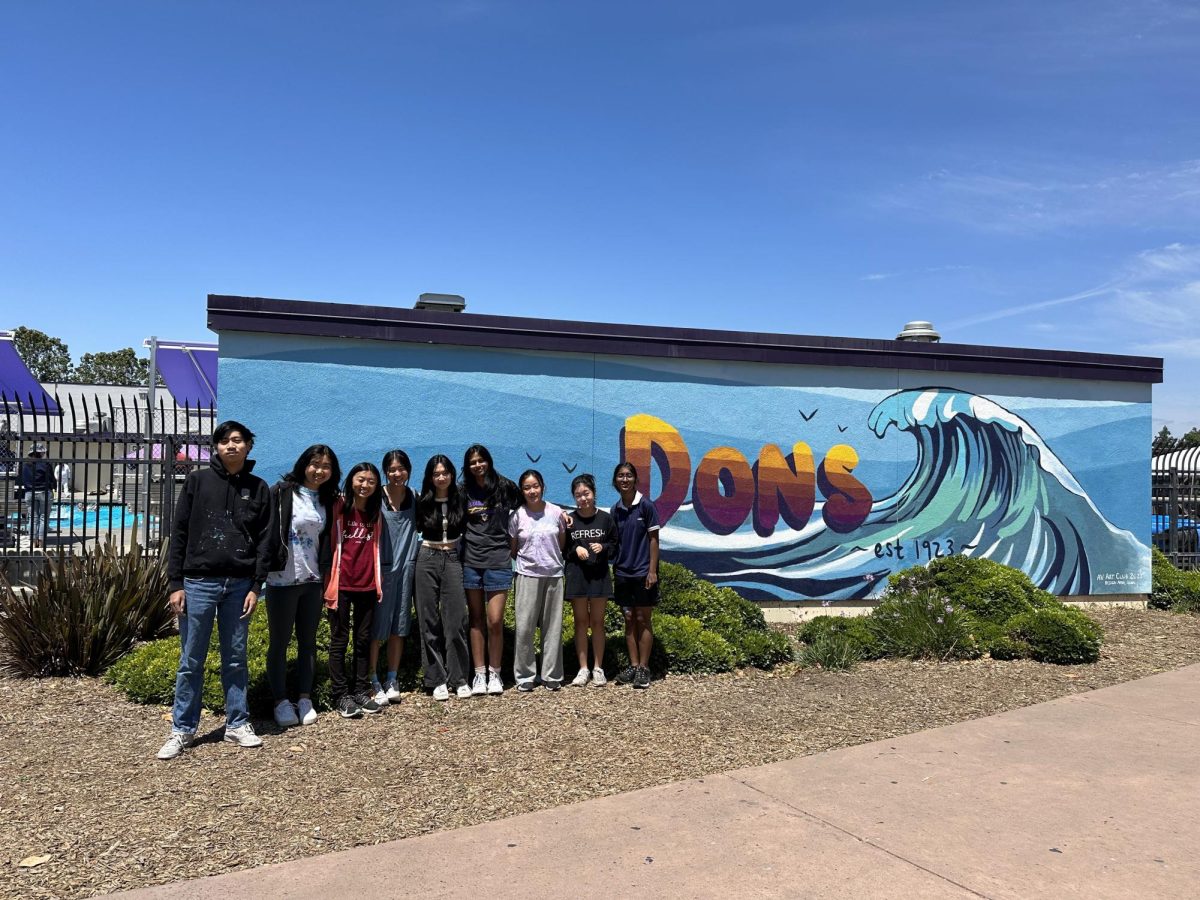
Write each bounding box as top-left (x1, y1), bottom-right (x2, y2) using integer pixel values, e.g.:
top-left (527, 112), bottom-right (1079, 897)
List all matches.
top-left (323, 462), bottom-right (385, 719)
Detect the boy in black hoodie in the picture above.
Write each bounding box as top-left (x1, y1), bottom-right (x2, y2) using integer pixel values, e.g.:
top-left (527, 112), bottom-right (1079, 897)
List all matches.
top-left (158, 420), bottom-right (273, 760)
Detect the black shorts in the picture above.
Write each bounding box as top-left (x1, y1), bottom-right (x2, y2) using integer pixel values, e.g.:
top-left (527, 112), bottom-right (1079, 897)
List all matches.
top-left (565, 563), bottom-right (613, 599)
top-left (614, 575), bottom-right (659, 608)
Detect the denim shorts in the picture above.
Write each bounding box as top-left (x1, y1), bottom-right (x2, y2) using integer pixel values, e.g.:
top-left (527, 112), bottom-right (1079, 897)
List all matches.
top-left (462, 565), bottom-right (514, 592)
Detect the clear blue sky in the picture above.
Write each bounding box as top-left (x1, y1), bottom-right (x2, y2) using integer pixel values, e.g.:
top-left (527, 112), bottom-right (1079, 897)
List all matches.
top-left (2, 1), bottom-right (1196, 428)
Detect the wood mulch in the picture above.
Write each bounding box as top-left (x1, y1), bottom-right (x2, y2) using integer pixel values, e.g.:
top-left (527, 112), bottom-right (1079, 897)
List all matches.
top-left (3, 607), bottom-right (1200, 899)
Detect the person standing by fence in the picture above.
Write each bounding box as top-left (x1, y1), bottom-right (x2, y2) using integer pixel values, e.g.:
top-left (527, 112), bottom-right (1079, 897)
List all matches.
top-left (158, 421), bottom-right (273, 760)
top-left (18, 443), bottom-right (53, 550)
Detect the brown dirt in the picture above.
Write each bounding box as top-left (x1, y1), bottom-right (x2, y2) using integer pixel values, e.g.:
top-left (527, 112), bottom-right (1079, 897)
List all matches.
top-left (3, 607), bottom-right (1200, 899)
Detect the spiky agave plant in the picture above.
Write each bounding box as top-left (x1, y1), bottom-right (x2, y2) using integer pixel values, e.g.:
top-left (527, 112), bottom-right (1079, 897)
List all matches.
top-left (0, 541), bottom-right (174, 677)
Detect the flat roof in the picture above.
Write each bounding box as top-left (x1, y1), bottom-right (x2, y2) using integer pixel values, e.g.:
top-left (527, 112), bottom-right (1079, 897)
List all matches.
top-left (208, 294), bottom-right (1164, 384)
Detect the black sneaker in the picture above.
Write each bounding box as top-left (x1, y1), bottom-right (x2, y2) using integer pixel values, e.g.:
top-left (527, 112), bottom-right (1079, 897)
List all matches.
top-left (633, 667), bottom-right (651, 689)
top-left (337, 695), bottom-right (363, 719)
top-left (543, 681), bottom-right (561, 692)
top-left (615, 666), bottom-right (636, 685)
top-left (517, 681), bottom-right (536, 693)
top-left (355, 692), bottom-right (383, 714)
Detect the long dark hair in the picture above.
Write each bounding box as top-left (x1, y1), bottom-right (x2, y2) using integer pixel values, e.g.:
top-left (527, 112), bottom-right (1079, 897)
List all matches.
top-left (342, 462), bottom-right (383, 524)
top-left (462, 443), bottom-right (518, 510)
top-left (284, 444), bottom-right (341, 505)
top-left (417, 454), bottom-right (465, 531)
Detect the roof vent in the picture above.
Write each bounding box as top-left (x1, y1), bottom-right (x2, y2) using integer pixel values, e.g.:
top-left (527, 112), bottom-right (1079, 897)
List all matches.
top-left (415, 293), bottom-right (466, 313)
top-left (896, 321), bottom-right (941, 342)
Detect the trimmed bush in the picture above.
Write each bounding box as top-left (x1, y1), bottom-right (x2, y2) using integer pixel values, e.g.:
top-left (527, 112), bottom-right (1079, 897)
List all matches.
top-left (657, 563), bottom-right (781, 666)
top-left (738, 629), bottom-right (794, 668)
top-left (798, 632), bottom-right (860, 670)
top-left (797, 615), bottom-right (884, 661)
top-left (0, 541), bottom-right (175, 677)
top-left (882, 556), bottom-right (1104, 663)
top-left (650, 613), bottom-right (737, 674)
top-left (1005, 607), bottom-right (1102, 664)
top-left (892, 555), bottom-right (1045, 624)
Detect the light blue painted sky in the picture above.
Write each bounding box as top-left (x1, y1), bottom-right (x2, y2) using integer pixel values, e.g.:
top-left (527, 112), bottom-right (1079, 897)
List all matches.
top-left (2, 1), bottom-right (1196, 427)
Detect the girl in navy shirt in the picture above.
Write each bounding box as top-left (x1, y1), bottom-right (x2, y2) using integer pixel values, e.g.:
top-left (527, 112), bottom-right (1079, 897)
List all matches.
top-left (610, 461), bottom-right (660, 689)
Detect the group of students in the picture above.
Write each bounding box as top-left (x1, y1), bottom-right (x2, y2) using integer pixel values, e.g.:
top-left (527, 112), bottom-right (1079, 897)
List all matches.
top-left (157, 420), bottom-right (661, 760)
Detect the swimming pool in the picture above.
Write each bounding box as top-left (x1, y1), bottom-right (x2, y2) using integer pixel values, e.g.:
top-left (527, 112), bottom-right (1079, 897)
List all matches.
top-left (48, 503), bottom-right (145, 531)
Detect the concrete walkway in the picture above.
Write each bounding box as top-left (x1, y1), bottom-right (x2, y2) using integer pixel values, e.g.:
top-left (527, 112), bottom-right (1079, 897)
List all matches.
top-left (121, 664), bottom-right (1200, 899)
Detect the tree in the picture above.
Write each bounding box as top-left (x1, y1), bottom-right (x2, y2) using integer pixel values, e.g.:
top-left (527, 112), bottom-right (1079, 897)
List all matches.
top-left (74, 348), bottom-right (150, 386)
top-left (1154, 426), bottom-right (1178, 455)
top-left (11, 326), bottom-right (72, 382)
top-left (1180, 428), bottom-right (1200, 450)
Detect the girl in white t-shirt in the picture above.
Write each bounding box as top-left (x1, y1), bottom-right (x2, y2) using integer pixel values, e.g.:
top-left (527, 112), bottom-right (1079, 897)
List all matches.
top-left (507, 469), bottom-right (568, 691)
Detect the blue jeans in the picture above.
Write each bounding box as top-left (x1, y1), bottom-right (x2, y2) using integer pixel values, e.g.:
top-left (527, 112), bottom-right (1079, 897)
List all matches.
top-left (171, 576), bottom-right (253, 734)
top-left (27, 491), bottom-right (50, 543)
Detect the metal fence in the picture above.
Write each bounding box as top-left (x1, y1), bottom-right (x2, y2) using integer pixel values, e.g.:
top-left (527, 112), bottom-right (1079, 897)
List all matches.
top-left (1152, 448), bottom-right (1200, 571)
top-left (1, 390), bottom-right (216, 588)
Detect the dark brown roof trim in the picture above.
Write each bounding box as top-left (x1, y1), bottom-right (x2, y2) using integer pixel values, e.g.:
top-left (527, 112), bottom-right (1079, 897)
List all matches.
top-left (207, 294), bottom-right (1164, 384)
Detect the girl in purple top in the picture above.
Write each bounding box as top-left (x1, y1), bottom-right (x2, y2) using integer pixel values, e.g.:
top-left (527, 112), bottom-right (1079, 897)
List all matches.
top-left (507, 469), bottom-right (568, 691)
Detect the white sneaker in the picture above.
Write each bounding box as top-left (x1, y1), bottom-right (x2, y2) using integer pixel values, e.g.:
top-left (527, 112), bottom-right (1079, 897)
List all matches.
top-left (470, 673), bottom-right (487, 696)
top-left (432, 683), bottom-right (450, 702)
top-left (273, 699), bottom-right (299, 728)
top-left (297, 698), bottom-right (318, 725)
top-left (384, 679), bottom-right (401, 702)
top-left (223, 723), bottom-right (263, 748)
top-left (156, 732), bottom-right (192, 760)
top-left (371, 684), bottom-right (389, 707)
top-left (571, 668), bottom-right (590, 687)
top-left (487, 672), bottom-right (503, 695)
top-left (455, 683), bottom-right (473, 699)
top-left (591, 667), bottom-right (607, 687)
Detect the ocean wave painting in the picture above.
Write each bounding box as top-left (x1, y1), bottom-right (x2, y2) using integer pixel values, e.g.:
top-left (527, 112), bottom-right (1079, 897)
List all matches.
top-left (662, 387), bottom-right (1150, 600)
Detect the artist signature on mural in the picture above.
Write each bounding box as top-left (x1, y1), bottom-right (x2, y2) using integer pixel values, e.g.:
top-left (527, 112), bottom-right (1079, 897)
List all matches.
top-left (1096, 572), bottom-right (1138, 587)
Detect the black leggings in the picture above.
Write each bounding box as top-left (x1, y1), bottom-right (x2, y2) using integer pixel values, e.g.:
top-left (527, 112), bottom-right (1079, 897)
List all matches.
top-left (327, 590), bottom-right (376, 700)
top-left (265, 582), bottom-right (324, 700)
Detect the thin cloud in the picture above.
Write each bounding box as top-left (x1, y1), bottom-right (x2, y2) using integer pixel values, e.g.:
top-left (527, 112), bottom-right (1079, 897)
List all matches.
top-left (944, 282), bottom-right (1120, 330)
top-left (878, 160), bottom-right (1200, 236)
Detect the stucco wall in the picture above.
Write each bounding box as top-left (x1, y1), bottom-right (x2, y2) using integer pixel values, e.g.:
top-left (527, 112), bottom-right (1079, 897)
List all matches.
top-left (218, 331), bottom-right (1152, 601)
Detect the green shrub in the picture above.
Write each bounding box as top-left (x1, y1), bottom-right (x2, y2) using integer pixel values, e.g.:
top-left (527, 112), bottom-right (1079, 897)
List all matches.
top-left (877, 556), bottom-right (1106, 665)
top-left (0, 541), bottom-right (175, 677)
top-left (657, 566), bottom-right (775, 666)
top-left (107, 597), bottom-right (424, 713)
top-left (1005, 607), bottom-right (1102, 664)
top-left (798, 615), bottom-right (884, 660)
top-left (987, 634), bottom-right (1031, 661)
top-left (110, 562), bottom-right (796, 708)
top-left (798, 632), bottom-right (860, 670)
top-left (650, 613), bottom-right (737, 674)
top-left (870, 586), bottom-right (980, 660)
top-left (738, 629), bottom-right (794, 668)
top-left (1150, 547), bottom-right (1200, 612)
top-left (894, 555), bottom-right (1043, 625)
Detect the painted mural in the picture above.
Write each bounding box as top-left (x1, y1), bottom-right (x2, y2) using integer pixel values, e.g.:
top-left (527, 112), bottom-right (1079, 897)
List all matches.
top-left (643, 388), bottom-right (1148, 600)
top-left (219, 333), bottom-right (1152, 601)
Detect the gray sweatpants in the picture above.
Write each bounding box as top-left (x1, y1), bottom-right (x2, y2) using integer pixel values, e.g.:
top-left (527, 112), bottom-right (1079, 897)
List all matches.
top-left (513, 574), bottom-right (565, 686)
